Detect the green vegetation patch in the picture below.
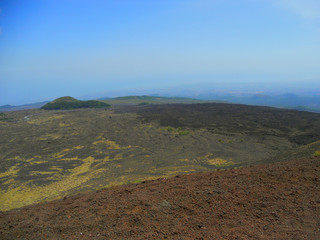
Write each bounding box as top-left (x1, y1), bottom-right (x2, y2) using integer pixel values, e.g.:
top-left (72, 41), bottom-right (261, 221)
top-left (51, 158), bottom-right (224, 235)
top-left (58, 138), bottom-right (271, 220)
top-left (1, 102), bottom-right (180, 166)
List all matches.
top-left (164, 126), bottom-right (190, 135)
top-left (207, 158), bottom-right (235, 167)
top-left (178, 130), bottom-right (190, 135)
top-left (313, 151), bottom-right (320, 157)
top-left (41, 96), bottom-right (110, 110)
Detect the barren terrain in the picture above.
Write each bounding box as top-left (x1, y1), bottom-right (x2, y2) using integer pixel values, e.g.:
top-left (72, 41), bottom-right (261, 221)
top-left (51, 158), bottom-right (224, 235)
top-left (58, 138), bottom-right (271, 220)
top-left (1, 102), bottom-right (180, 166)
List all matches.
top-left (1, 103), bottom-right (320, 239)
top-left (1, 156), bottom-right (319, 239)
top-left (1, 103), bottom-right (320, 211)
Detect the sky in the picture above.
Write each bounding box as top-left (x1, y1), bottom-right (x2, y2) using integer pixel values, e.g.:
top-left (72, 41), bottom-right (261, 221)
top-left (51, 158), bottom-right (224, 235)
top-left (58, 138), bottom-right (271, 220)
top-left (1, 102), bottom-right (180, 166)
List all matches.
top-left (0, 0), bottom-right (320, 105)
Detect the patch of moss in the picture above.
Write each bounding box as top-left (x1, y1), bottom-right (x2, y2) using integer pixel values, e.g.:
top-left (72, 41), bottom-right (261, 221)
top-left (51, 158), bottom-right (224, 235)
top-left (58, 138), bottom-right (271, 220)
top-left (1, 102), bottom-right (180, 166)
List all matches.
top-left (38, 133), bottom-right (61, 140)
top-left (0, 156), bottom-right (106, 211)
top-left (93, 137), bottom-right (121, 149)
top-left (178, 130), bottom-right (190, 135)
top-left (207, 158), bottom-right (234, 167)
top-left (166, 126), bottom-right (174, 132)
top-left (313, 151), bottom-right (320, 157)
top-left (0, 165), bottom-right (20, 178)
top-left (164, 126), bottom-right (190, 135)
top-left (29, 171), bottom-right (56, 176)
top-left (28, 115), bottom-right (64, 125)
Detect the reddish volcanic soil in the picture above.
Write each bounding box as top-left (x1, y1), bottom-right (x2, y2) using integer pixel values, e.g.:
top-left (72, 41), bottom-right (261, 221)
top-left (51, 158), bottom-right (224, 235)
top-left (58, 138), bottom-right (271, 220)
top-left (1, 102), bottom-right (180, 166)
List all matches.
top-left (1, 157), bottom-right (320, 240)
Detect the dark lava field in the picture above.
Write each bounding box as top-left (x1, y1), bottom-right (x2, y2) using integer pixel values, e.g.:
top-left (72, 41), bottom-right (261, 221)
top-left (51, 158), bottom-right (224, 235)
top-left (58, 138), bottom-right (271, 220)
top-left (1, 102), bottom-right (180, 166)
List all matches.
top-left (0, 103), bottom-right (320, 213)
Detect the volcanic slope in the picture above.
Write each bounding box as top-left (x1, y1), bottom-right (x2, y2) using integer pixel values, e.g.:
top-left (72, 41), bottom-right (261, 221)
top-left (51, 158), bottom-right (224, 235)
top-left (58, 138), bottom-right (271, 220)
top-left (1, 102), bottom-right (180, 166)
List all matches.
top-left (0, 103), bottom-right (320, 211)
top-left (0, 156), bottom-right (319, 239)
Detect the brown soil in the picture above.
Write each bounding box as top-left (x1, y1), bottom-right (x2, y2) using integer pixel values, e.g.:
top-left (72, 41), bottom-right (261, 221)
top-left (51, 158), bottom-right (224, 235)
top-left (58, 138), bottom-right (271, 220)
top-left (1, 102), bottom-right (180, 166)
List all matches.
top-left (1, 157), bottom-right (319, 240)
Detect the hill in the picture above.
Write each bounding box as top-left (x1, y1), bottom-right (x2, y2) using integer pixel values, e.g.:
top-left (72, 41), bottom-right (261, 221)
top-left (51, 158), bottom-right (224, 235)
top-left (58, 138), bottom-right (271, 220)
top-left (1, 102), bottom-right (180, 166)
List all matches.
top-left (1, 156), bottom-right (319, 239)
top-left (100, 95), bottom-right (221, 105)
top-left (41, 96), bottom-right (110, 110)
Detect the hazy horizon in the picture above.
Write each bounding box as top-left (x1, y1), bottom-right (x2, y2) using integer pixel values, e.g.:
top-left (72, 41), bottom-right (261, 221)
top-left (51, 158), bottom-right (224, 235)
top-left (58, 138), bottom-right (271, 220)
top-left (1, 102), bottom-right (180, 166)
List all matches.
top-left (1, 0), bottom-right (320, 105)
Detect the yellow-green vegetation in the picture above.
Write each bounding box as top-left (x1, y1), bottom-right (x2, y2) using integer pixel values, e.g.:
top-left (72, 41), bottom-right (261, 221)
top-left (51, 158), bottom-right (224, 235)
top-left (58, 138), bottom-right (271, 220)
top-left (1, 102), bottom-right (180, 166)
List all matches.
top-left (74, 145), bottom-right (84, 150)
top-left (164, 126), bottom-right (190, 135)
top-left (58, 157), bottom-right (79, 161)
top-left (0, 137), bottom-right (146, 211)
top-left (38, 133), bottom-right (61, 140)
top-left (166, 126), bottom-right (174, 132)
top-left (0, 165), bottom-right (20, 178)
top-left (140, 123), bottom-right (154, 129)
top-left (50, 166), bottom-right (63, 172)
top-left (196, 153), bottom-right (235, 167)
top-left (218, 139), bottom-right (234, 144)
top-left (113, 154), bottom-right (123, 160)
top-left (70, 156), bottom-right (96, 175)
top-left (59, 122), bottom-right (72, 127)
top-left (52, 152), bottom-right (65, 158)
top-left (1, 154), bottom-right (206, 211)
top-left (0, 150), bottom-right (210, 211)
top-left (8, 156), bottom-right (23, 161)
top-left (0, 167), bottom-right (103, 211)
top-left (93, 137), bottom-right (121, 149)
top-left (0, 150), bottom-right (236, 212)
top-left (29, 160), bottom-right (49, 165)
top-left (207, 158), bottom-right (234, 167)
top-left (313, 151), bottom-right (320, 157)
top-left (0, 156), bottom-right (104, 211)
top-left (29, 171), bottom-right (56, 176)
top-left (50, 146), bottom-right (84, 160)
top-left (28, 115), bottom-right (64, 125)
top-left (178, 130), bottom-right (190, 135)
top-left (179, 158), bottom-right (190, 162)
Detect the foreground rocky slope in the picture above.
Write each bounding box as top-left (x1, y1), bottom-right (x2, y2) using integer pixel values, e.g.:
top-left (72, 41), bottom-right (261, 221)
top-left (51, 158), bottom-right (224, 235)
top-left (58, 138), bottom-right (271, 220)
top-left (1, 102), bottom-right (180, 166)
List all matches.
top-left (1, 157), bottom-right (319, 240)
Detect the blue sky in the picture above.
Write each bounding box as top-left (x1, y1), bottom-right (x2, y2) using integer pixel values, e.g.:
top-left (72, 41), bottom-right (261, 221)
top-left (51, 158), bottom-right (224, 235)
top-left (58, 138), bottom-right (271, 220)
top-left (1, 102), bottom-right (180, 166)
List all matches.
top-left (1, 0), bottom-right (320, 105)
